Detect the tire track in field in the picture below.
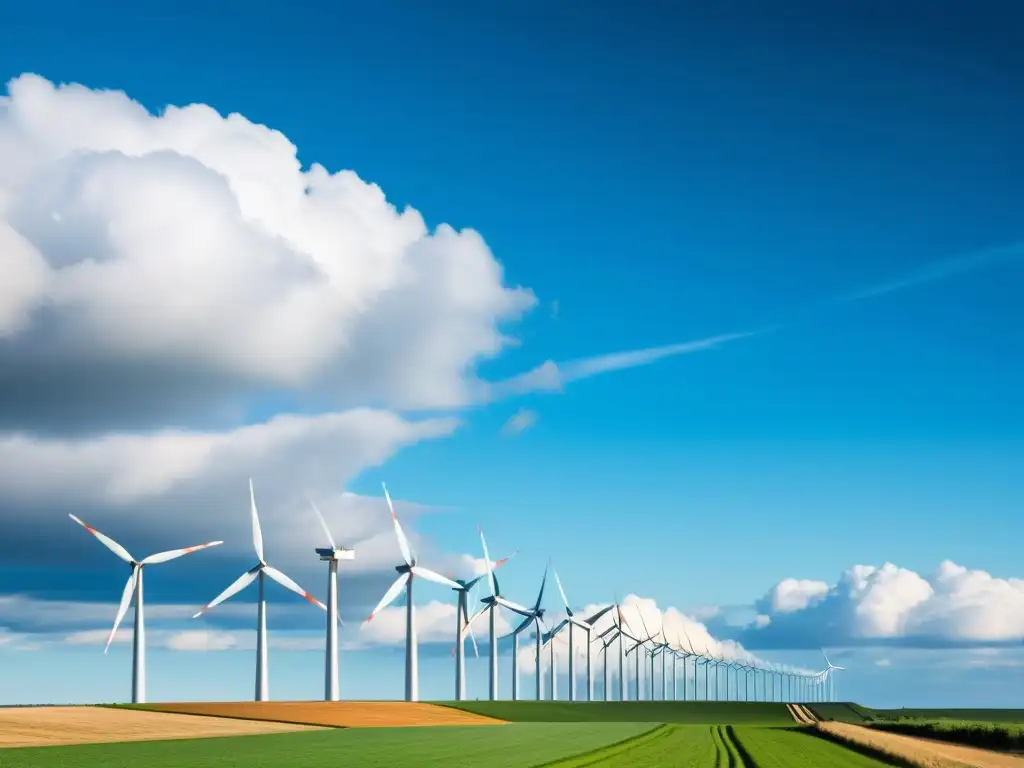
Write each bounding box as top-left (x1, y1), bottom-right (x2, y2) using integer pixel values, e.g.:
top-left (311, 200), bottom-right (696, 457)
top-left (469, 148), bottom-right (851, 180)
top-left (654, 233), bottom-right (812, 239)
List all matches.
top-left (712, 724), bottom-right (757, 768)
top-left (532, 723), bottom-right (670, 767)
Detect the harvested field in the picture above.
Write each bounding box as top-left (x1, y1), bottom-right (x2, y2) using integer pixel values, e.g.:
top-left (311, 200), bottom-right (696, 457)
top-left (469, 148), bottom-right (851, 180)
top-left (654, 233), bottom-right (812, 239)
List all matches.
top-left (146, 701), bottom-right (508, 728)
top-left (0, 705), bottom-right (321, 748)
top-left (819, 720), bottom-right (1024, 768)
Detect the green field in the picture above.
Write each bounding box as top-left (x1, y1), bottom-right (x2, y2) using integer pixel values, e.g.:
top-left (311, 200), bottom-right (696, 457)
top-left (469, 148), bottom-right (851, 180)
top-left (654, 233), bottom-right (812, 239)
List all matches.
top-left (14, 700), bottom-right (1024, 766)
top-left (733, 726), bottom-right (893, 767)
top-left (440, 700), bottom-right (796, 724)
top-left (0, 722), bottom-right (656, 768)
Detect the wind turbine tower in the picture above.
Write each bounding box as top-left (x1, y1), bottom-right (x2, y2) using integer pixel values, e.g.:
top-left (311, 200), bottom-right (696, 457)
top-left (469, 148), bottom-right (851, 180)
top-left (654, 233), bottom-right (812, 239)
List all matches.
top-left (308, 499), bottom-right (354, 702)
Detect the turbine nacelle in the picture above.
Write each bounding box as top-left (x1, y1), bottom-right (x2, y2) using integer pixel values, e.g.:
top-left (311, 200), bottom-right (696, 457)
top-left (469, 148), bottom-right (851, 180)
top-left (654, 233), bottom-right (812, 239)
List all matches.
top-left (316, 547), bottom-right (356, 561)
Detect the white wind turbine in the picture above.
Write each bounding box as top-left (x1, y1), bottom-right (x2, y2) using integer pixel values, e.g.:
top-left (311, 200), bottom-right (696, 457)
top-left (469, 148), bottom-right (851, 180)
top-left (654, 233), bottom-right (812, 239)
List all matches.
top-left (452, 550), bottom-right (515, 700)
top-left (500, 563), bottom-right (548, 701)
top-left (822, 649), bottom-right (846, 702)
top-left (69, 515), bottom-right (222, 704)
top-left (471, 526), bottom-right (533, 700)
top-left (192, 479), bottom-right (326, 702)
top-left (551, 569), bottom-right (611, 702)
top-left (365, 483), bottom-right (461, 702)
top-left (308, 498), bottom-right (354, 702)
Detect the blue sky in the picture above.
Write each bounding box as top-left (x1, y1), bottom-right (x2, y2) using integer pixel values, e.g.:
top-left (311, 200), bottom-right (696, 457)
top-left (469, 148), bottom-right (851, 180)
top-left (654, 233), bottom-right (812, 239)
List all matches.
top-left (0, 0), bottom-right (1022, 708)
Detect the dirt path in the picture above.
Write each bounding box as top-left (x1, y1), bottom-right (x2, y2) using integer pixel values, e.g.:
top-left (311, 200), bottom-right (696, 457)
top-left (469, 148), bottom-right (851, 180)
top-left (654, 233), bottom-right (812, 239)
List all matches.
top-left (147, 701), bottom-right (508, 728)
top-left (819, 721), bottom-right (1024, 768)
top-left (787, 703), bottom-right (817, 725)
top-left (0, 705), bottom-right (321, 748)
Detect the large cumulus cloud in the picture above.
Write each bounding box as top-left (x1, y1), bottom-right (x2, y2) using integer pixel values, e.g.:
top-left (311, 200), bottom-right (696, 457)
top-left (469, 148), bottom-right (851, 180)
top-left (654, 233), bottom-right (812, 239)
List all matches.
top-left (740, 561), bottom-right (1024, 648)
top-left (0, 73), bottom-right (536, 431)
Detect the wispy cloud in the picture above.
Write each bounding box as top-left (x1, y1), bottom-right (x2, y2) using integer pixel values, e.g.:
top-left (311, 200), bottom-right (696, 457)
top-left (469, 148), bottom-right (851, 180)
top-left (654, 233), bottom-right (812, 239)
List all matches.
top-left (489, 330), bottom-right (762, 400)
top-left (500, 408), bottom-right (538, 437)
top-left (838, 241), bottom-right (1024, 303)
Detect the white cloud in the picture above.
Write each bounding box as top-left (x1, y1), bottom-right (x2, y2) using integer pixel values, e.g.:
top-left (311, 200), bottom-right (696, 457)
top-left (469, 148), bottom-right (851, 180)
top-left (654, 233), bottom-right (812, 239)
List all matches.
top-left (875, 658), bottom-right (892, 667)
top-left (512, 595), bottom-right (801, 677)
top-left (354, 599), bottom-right (512, 649)
top-left (746, 560), bottom-right (1024, 647)
top-left (0, 73), bottom-right (759, 432)
top-left (764, 578), bottom-right (830, 613)
top-left (0, 73), bottom-right (539, 423)
top-left (500, 408), bottom-right (537, 437)
top-left (0, 409), bottom-right (460, 576)
top-left (59, 626), bottom-right (321, 652)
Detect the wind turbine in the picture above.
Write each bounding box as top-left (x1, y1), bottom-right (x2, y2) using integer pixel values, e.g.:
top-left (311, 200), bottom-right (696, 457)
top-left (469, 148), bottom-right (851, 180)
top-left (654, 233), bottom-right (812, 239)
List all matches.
top-left (472, 526), bottom-right (533, 700)
top-left (308, 498), bottom-right (354, 702)
top-left (593, 624), bottom-right (620, 701)
top-left (822, 649), bottom-right (845, 701)
top-left (635, 608), bottom-right (665, 701)
top-left (613, 600), bottom-right (635, 702)
top-left (501, 562), bottom-right (548, 701)
top-left (540, 618), bottom-right (569, 699)
top-left (671, 629), bottom-right (694, 701)
top-left (549, 574), bottom-right (613, 702)
top-left (365, 483), bottom-right (461, 702)
top-left (69, 515), bottom-right (222, 704)
top-left (193, 479), bottom-right (325, 702)
top-left (452, 552), bottom-right (515, 701)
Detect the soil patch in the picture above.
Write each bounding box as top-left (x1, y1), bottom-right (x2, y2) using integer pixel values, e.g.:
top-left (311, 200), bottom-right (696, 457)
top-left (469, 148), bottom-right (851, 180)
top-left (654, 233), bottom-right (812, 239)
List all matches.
top-left (819, 721), bottom-right (1024, 768)
top-left (148, 701), bottom-right (508, 728)
top-left (0, 705), bottom-right (320, 748)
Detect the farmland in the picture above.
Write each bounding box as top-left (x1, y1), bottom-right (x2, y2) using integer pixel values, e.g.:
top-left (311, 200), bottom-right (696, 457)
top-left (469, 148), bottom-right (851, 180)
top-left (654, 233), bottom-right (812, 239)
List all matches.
top-left (6, 700), bottom-right (1024, 767)
top-left (441, 700), bottom-right (797, 724)
top-left (0, 720), bottom-right (656, 768)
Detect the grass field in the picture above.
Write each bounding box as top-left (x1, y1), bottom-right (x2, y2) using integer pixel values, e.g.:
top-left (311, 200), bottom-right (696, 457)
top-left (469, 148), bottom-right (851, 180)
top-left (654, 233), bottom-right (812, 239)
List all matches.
top-left (734, 726), bottom-right (893, 767)
top-left (440, 700), bottom-right (796, 724)
top-left (0, 722), bottom-right (657, 768)
top-left (10, 700), bottom-right (1024, 766)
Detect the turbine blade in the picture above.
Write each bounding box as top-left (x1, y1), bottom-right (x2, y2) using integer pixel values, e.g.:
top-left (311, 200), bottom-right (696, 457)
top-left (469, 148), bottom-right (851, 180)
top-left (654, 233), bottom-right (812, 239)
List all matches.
top-left (553, 569), bottom-right (570, 610)
top-left (366, 572), bottom-right (410, 622)
top-left (264, 565), bottom-right (325, 610)
top-left (411, 566), bottom-right (462, 590)
top-left (477, 526), bottom-right (497, 597)
top-left (69, 514), bottom-right (134, 564)
top-left (584, 604), bottom-right (614, 626)
top-left (467, 613), bottom-right (480, 658)
top-left (533, 562), bottom-right (549, 611)
top-left (308, 498), bottom-right (337, 550)
top-left (464, 606), bottom-right (488, 635)
top-left (493, 550), bottom-right (519, 569)
top-left (249, 478), bottom-right (265, 563)
top-left (495, 596), bottom-right (533, 617)
top-left (822, 648), bottom-right (831, 666)
top-left (193, 567), bottom-right (259, 618)
top-left (141, 540), bottom-right (223, 565)
top-left (105, 568), bottom-right (138, 653)
top-left (511, 614), bottom-right (533, 636)
top-left (382, 483), bottom-right (413, 566)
